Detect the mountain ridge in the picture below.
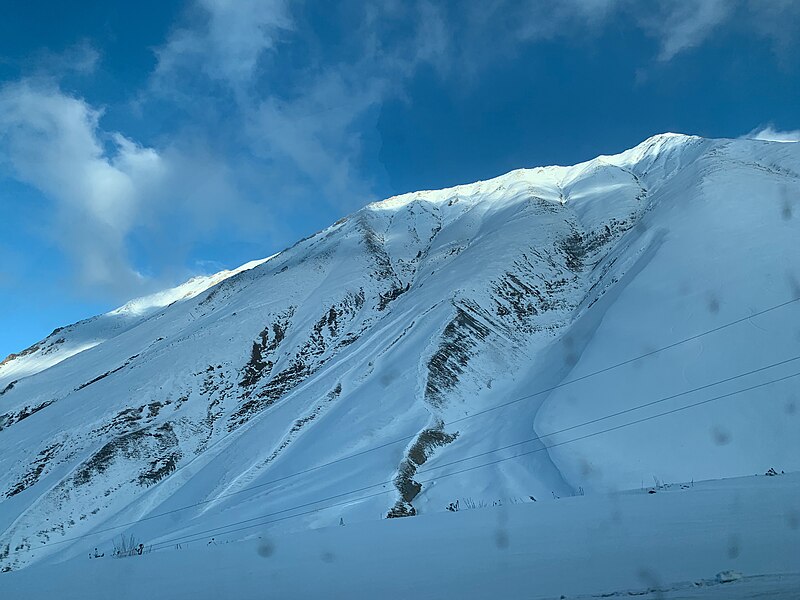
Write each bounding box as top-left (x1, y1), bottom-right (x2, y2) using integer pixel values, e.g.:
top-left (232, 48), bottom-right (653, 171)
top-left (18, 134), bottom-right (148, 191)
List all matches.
top-left (1, 133), bottom-right (798, 572)
top-left (0, 131), bottom-right (717, 378)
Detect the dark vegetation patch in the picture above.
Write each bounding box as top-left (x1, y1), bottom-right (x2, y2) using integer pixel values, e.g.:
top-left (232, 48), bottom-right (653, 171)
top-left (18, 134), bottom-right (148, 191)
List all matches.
top-left (375, 317), bottom-right (422, 361)
top-left (200, 364), bottom-right (233, 397)
top-left (387, 423), bottom-right (458, 518)
top-left (386, 502), bottom-right (417, 518)
top-left (491, 250), bottom-right (573, 329)
top-left (0, 342), bottom-right (42, 367)
top-left (0, 399), bottom-right (56, 431)
top-left (0, 544), bottom-right (9, 571)
top-left (1, 331), bottom-right (70, 367)
top-left (425, 304), bottom-right (491, 407)
top-left (493, 272), bottom-right (540, 321)
top-left (174, 394), bottom-right (189, 410)
top-left (137, 425), bottom-right (181, 486)
top-left (259, 383), bottom-right (343, 468)
top-left (75, 354), bottom-right (139, 391)
top-left (561, 232), bottom-right (588, 271)
top-left (39, 338), bottom-right (65, 356)
top-left (406, 427), bottom-right (457, 466)
top-left (73, 430), bottom-right (148, 486)
top-left (378, 282), bottom-right (411, 311)
top-left (110, 407), bottom-right (145, 429)
top-left (231, 355), bottom-right (315, 430)
top-left (336, 333), bottom-right (360, 348)
top-left (559, 218), bottom-right (632, 272)
top-left (359, 218), bottom-right (415, 311)
top-left (239, 310), bottom-right (295, 388)
top-left (146, 402), bottom-right (164, 419)
top-left (230, 293), bottom-right (364, 429)
top-left (5, 442), bottom-right (63, 497)
top-left (92, 400), bottom-right (168, 437)
top-left (359, 219), bottom-right (395, 280)
top-left (198, 280), bottom-right (229, 307)
top-left (194, 364), bottom-right (236, 447)
top-left (584, 257), bottom-right (621, 310)
top-left (73, 423), bottom-right (182, 488)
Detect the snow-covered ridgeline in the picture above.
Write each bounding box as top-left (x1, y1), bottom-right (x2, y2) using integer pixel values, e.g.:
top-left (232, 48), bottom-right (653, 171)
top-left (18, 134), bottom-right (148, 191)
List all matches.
top-left (0, 133), bottom-right (798, 573)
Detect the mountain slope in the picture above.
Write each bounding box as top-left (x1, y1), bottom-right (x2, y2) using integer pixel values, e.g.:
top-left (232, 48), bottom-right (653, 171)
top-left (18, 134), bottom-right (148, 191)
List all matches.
top-left (1, 133), bottom-right (798, 572)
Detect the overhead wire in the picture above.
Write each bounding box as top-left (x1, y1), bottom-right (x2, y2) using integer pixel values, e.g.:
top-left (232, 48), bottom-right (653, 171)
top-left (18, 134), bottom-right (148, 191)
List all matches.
top-left (22, 295), bottom-right (798, 553)
top-left (146, 368), bottom-right (800, 551)
top-left (19, 346), bottom-right (799, 555)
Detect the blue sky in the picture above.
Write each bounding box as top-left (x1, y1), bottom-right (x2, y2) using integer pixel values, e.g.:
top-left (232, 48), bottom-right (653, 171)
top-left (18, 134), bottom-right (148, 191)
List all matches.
top-left (1, 0), bottom-right (799, 358)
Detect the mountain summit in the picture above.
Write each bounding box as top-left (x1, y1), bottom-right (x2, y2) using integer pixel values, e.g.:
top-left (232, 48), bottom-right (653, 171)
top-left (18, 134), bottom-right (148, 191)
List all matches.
top-left (1, 134), bottom-right (798, 571)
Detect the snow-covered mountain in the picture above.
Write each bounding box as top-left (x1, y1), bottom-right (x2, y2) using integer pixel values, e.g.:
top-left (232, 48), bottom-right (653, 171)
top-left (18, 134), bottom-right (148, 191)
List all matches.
top-left (1, 133), bottom-right (798, 573)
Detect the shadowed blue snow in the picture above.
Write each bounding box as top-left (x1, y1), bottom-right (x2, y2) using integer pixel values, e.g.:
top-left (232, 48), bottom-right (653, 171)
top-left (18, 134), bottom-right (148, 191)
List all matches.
top-left (4, 473), bottom-right (800, 599)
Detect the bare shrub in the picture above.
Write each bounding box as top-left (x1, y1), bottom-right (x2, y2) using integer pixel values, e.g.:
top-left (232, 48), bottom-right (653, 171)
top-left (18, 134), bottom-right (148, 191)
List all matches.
top-left (111, 534), bottom-right (149, 558)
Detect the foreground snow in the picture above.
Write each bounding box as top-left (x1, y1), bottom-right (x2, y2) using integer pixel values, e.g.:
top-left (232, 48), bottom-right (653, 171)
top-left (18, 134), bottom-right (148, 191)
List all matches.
top-left (4, 473), bottom-right (799, 599)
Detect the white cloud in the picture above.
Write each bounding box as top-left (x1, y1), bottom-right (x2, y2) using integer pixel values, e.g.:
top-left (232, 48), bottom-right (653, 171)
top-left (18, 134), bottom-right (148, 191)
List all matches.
top-left (149, 0), bottom-right (796, 227)
top-left (743, 0), bottom-right (800, 61)
top-left (148, 0), bottom-right (452, 215)
top-left (144, 0), bottom-right (800, 226)
top-left (0, 80), bottom-right (165, 292)
top-left (742, 125), bottom-right (800, 143)
top-left (245, 63), bottom-right (397, 207)
top-left (4, 0), bottom-right (798, 303)
top-left (0, 73), bottom-right (274, 299)
top-left (629, 0), bottom-right (799, 62)
top-left (421, 0), bottom-right (731, 76)
top-left (514, 0), bottom-right (617, 42)
top-left (2, 40), bottom-right (101, 80)
top-left (458, 1), bottom-right (792, 65)
top-left (36, 39), bottom-right (100, 75)
top-left (644, 0), bottom-right (732, 62)
top-left (154, 0), bottom-right (291, 91)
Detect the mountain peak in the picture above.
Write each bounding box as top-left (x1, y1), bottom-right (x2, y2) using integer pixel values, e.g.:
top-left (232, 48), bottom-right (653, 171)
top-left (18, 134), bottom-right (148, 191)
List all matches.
top-left (1, 133), bottom-right (798, 573)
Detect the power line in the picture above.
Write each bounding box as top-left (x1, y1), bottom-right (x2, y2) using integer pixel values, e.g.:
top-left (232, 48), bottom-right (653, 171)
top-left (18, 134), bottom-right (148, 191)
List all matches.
top-left (150, 295), bottom-right (800, 503)
top-left (146, 368), bottom-right (800, 551)
top-left (445, 295), bottom-right (800, 427)
top-left (17, 311), bottom-right (800, 556)
top-left (23, 356), bottom-right (797, 555)
top-left (418, 354), bottom-right (800, 475)
top-left (34, 294), bottom-right (796, 549)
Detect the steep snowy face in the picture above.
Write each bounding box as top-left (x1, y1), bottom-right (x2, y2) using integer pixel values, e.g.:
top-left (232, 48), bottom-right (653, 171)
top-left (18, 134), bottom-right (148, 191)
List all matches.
top-left (1, 134), bottom-right (798, 571)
